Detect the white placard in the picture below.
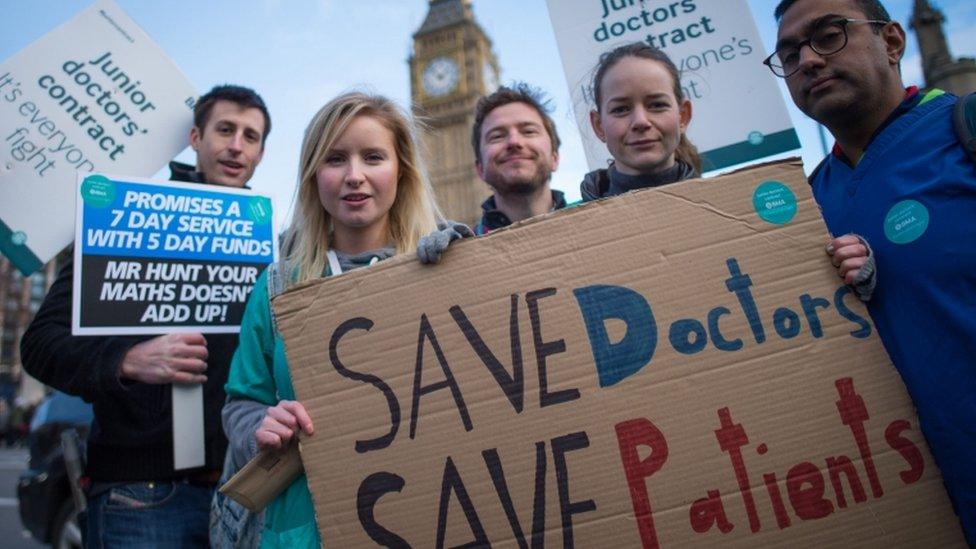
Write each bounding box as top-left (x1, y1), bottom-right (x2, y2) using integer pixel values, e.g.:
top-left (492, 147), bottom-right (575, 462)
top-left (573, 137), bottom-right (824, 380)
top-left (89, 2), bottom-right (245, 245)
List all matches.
top-left (172, 384), bottom-right (205, 470)
top-left (545, 0), bottom-right (800, 172)
top-left (0, 0), bottom-right (196, 275)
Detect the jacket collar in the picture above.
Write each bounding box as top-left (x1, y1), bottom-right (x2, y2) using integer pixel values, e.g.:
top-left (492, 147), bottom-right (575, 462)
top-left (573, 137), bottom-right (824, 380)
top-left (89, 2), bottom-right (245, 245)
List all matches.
top-left (168, 161), bottom-right (207, 184)
top-left (168, 160), bottom-right (252, 189)
top-left (478, 189), bottom-right (567, 233)
top-left (581, 160), bottom-right (697, 201)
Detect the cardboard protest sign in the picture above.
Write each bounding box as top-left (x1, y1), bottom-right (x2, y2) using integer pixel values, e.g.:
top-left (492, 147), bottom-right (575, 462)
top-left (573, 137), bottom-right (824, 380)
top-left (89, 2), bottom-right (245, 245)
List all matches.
top-left (72, 173), bottom-right (276, 335)
top-left (274, 160), bottom-right (965, 547)
top-left (545, 0), bottom-right (800, 172)
top-left (0, 0), bottom-right (196, 275)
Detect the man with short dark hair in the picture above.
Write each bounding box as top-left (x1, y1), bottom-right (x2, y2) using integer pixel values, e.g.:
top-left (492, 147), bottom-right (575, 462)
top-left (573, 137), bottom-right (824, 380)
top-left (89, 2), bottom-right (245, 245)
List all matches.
top-left (471, 83), bottom-right (566, 234)
top-left (172, 84), bottom-right (270, 188)
top-left (21, 84), bottom-right (271, 547)
top-left (768, 1), bottom-right (975, 542)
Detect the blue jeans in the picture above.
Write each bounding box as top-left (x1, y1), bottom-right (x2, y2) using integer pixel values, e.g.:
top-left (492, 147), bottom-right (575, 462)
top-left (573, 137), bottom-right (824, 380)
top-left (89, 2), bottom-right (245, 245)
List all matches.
top-left (86, 481), bottom-right (213, 548)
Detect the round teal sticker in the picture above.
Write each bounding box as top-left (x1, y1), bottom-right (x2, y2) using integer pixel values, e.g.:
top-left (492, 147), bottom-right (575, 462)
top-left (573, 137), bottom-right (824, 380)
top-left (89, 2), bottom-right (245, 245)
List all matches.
top-left (80, 175), bottom-right (116, 208)
top-left (247, 196), bottom-right (272, 225)
top-left (753, 181), bottom-right (797, 224)
top-left (10, 231), bottom-right (26, 246)
top-left (747, 131), bottom-right (765, 146)
top-left (884, 200), bottom-right (929, 244)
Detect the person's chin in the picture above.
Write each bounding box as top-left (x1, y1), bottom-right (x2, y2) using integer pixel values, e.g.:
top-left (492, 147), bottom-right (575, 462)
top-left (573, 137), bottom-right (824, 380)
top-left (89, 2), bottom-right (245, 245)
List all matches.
top-left (490, 172), bottom-right (545, 193)
top-left (626, 154), bottom-right (668, 173)
top-left (503, 166), bottom-right (536, 180)
top-left (804, 83), bottom-right (856, 120)
top-left (808, 96), bottom-right (855, 125)
top-left (206, 170), bottom-right (246, 187)
top-left (513, 176), bottom-right (549, 193)
top-left (209, 175), bottom-right (237, 187)
top-left (336, 214), bottom-right (372, 229)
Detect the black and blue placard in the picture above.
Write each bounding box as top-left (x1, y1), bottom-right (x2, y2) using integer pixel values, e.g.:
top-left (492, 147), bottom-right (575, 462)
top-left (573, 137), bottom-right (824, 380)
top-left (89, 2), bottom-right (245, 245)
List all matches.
top-left (72, 173), bottom-right (276, 335)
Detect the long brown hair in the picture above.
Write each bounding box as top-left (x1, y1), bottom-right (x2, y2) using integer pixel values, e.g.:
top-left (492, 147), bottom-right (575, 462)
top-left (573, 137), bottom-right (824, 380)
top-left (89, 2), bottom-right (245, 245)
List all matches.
top-left (591, 42), bottom-right (702, 174)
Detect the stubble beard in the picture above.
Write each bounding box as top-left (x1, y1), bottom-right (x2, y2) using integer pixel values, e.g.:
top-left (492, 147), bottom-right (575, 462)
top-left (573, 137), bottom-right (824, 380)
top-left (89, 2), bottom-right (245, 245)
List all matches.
top-left (794, 71), bottom-right (865, 130)
top-left (484, 161), bottom-right (552, 196)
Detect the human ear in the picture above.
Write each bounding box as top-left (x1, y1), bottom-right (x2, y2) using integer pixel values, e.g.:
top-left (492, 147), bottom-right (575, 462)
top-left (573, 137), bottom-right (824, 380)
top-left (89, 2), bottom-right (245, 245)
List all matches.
top-left (678, 99), bottom-right (692, 132)
top-left (882, 21), bottom-right (907, 65)
top-left (189, 126), bottom-right (201, 151)
top-left (589, 110), bottom-right (606, 142)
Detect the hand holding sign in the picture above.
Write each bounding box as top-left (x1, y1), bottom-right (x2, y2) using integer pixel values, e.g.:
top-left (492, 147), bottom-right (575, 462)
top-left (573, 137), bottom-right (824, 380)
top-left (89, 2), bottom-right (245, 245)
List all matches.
top-left (74, 174), bottom-right (277, 471)
top-left (256, 400), bottom-right (314, 451)
top-left (274, 161), bottom-right (965, 547)
top-left (120, 332), bottom-right (209, 384)
top-left (827, 235), bottom-right (870, 286)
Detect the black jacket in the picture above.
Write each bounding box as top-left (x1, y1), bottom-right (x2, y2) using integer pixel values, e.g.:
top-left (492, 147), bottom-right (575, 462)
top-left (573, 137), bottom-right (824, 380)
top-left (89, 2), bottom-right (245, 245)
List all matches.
top-left (580, 160), bottom-right (697, 202)
top-left (20, 161), bottom-right (237, 481)
top-left (474, 189), bottom-right (568, 234)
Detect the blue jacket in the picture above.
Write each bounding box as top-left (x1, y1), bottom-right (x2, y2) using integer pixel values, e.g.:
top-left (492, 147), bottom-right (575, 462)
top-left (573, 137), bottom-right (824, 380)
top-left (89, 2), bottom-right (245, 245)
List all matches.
top-left (810, 89), bottom-right (976, 544)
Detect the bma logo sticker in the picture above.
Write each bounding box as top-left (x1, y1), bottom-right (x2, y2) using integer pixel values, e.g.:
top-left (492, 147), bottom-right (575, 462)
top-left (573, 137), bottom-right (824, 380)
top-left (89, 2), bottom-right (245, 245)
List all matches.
top-left (884, 200), bottom-right (929, 244)
top-left (752, 181), bottom-right (797, 224)
top-left (247, 196), bottom-right (273, 225)
top-left (80, 175), bottom-right (116, 208)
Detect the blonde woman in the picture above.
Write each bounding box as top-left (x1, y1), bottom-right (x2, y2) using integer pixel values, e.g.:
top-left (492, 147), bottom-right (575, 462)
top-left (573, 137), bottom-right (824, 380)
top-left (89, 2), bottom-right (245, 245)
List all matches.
top-left (221, 92), bottom-right (451, 547)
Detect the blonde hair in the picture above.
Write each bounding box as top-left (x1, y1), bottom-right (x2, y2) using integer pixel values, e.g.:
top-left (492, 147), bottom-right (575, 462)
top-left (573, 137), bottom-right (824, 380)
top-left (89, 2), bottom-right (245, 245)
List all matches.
top-left (284, 92), bottom-right (442, 283)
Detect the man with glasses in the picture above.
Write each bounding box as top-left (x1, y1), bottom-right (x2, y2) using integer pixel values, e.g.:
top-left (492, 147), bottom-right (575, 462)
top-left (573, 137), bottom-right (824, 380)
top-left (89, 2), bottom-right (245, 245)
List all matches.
top-left (769, 1), bottom-right (975, 543)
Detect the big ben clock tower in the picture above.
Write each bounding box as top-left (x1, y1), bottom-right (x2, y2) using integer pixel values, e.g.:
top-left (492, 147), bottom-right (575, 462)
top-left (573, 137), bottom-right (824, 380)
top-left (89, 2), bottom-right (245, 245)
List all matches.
top-left (410, 0), bottom-right (500, 225)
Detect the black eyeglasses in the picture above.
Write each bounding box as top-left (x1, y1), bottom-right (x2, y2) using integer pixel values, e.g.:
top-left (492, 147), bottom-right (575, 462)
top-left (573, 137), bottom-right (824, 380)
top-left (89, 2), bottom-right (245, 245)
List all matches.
top-left (764, 18), bottom-right (888, 78)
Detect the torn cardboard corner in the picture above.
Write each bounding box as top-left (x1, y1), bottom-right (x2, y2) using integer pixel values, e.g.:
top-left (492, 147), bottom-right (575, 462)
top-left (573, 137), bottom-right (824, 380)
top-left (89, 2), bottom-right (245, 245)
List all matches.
top-left (274, 159), bottom-right (966, 547)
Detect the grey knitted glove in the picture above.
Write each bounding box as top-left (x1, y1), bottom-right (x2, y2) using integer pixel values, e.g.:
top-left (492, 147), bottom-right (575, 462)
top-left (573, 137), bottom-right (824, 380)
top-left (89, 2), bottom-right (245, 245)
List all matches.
top-left (850, 235), bottom-right (876, 302)
top-left (417, 220), bottom-right (475, 264)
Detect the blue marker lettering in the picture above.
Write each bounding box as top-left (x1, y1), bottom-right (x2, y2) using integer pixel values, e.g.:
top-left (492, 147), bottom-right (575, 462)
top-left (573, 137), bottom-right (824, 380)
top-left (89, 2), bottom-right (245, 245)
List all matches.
top-left (573, 285), bottom-right (657, 387)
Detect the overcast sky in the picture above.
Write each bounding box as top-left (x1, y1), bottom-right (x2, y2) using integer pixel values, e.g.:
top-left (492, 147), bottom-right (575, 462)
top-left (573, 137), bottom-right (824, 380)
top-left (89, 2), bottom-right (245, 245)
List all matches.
top-left (2, 0), bottom-right (974, 230)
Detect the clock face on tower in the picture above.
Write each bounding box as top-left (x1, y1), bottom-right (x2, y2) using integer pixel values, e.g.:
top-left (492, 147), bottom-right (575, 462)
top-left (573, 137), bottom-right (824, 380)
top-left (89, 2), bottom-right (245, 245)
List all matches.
top-left (422, 57), bottom-right (460, 98)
